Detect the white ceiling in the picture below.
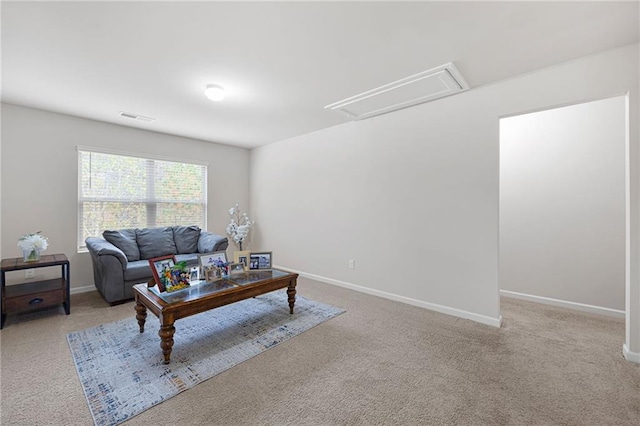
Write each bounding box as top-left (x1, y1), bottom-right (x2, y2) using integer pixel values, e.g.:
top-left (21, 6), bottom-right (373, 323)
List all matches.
top-left (2, 1), bottom-right (639, 149)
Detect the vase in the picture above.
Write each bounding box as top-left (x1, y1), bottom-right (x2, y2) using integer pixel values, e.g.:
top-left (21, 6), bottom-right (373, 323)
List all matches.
top-left (238, 241), bottom-right (243, 251)
top-left (23, 249), bottom-right (41, 262)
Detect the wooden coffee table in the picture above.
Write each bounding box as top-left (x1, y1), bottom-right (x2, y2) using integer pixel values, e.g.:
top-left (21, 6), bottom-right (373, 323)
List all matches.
top-left (133, 269), bottom-right (298, 364)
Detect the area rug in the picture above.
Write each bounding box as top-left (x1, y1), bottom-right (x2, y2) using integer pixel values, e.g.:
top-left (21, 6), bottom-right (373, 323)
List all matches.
top-left (67, 293), bottom-right (345, 426)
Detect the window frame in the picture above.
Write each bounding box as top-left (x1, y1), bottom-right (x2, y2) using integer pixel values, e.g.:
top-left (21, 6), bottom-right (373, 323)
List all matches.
top-left (77, 146), bottom-right (208, 252)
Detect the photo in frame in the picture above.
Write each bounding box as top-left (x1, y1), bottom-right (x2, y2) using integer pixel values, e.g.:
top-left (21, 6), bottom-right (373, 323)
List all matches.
top-left (204, 266), bottom-right (222, 283)
top-left (229, 262), bottom-right (245, 276)
top-left (148, 255), bottom-right (177, 292)
top-left (233, 250), bottom-right (251, 271)
top-left (189, 266), bottom-right (200, 282)
top-left (249, 252), bottom-right (272, 270)
top-left (198, 251), bottom-right (228, 272)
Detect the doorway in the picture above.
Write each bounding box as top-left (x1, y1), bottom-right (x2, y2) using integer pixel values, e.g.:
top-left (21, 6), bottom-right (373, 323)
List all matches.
top-left (499, 96), bottom-right (627, 316)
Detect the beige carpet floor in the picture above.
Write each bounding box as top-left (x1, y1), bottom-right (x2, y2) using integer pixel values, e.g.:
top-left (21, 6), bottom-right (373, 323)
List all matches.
top-left (1, 277), bottom-right (638, 425)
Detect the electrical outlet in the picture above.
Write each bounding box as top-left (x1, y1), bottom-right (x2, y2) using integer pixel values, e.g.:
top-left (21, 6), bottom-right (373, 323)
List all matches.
top-left (348, 259), bottom-right (355, 269)
top-left (25, 269), bottom-right (35, 279)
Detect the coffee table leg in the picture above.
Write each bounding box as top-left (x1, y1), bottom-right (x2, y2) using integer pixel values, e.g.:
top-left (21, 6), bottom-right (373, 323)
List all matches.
top-left (287, 280), bottom-right (297, 314)
top-left (135, 301), bottom-right (147, 333)
top-left (159, 324), bottom-right (176, 364)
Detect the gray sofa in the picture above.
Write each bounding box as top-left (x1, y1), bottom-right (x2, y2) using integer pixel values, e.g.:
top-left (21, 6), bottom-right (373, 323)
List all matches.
top-left (86, 225), bottom-right (228, 304)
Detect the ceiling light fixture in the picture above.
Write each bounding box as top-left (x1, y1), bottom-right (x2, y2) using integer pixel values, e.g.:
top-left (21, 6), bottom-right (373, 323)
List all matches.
top-left (205, 84), bottom-right (225, 102)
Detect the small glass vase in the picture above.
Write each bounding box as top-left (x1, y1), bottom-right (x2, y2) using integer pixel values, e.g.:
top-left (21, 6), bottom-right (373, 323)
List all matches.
top-left (23, 249), bottom-right (41, 262)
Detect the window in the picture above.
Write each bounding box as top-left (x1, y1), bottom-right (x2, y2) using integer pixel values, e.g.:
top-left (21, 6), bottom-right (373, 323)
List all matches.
top-left (78, 147), bottom-right (207, 250)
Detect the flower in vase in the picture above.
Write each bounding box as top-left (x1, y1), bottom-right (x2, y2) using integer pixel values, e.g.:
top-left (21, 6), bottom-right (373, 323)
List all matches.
top-left (17, 231), bottom-right (49, 261)
top-left (226, 204), bottom-right (254, 250)
top-left (18, 231), bottom-right (49, 252)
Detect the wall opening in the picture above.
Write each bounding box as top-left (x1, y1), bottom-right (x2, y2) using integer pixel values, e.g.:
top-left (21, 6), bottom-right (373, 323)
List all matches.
top-left (499, 96), bottom-right (627, 317)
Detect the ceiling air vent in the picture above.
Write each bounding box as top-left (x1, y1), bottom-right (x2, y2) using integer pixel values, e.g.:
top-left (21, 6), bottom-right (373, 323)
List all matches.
top-left (119, 111), bottom-right (156, 123)
top-left (324, 62), bottom-right (469, 120)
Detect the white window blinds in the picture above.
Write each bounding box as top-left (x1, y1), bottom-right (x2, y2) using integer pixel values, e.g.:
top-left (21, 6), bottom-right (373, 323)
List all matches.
top-left (78, 148), bottom-right (207, 250)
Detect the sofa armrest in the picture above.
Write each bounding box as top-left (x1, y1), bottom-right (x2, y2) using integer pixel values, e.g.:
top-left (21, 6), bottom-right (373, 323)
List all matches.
top-left (85, 237), bottom-right (128, 269)
top-left (198, 231), bottom-right (229, 253)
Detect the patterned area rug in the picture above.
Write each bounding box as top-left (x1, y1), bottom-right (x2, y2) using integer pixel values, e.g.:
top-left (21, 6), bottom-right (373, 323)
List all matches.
top-left (67, 293), bottom-right (344, 426)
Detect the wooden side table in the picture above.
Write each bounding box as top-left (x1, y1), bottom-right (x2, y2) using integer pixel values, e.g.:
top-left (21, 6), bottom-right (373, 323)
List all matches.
top-left (1, 253), bottom-right (70, 329)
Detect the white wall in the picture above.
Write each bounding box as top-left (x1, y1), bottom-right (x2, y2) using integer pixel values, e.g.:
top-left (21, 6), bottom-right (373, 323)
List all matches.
top-left (1, 104), bottom-right (250, 289)
top-left (250, 44), bottom-right (639, 330)
top-left (500, 97), bottom-right (626, 312)
top-left (0, 105), bottom-right (3, 261)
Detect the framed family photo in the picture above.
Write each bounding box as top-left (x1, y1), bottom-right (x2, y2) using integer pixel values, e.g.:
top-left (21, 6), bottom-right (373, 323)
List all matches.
top-left (249, 251), bottom-right (272, 270)
top-left (204, 266), bottom-right (222, 283)
top-left (233, 250), bottom-right (251, 271)
top-left (148, 255), bottom-right (177, 292)
top-left (198, 251), bottom-right (228, 271)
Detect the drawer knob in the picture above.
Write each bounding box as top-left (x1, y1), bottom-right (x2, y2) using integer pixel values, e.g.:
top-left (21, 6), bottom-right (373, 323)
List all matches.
top-left (28, 297), bottom-right (44, 305)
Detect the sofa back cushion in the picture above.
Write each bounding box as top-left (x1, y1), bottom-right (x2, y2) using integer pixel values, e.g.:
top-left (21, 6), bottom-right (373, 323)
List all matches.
top-left (136, 227), bottom-right (177, 259)
top-left (102, 229), bottom-right (140, 261)
top-left (172, 226), bottom-right (201, 254)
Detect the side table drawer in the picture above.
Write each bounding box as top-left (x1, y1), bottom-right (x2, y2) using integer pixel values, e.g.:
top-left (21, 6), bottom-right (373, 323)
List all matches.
top-left (5, 289), bottom-right (64, 314)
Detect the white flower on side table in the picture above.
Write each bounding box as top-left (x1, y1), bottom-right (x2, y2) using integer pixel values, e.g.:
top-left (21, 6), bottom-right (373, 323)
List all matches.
top-left (17, 231), bottom-right (49, 262)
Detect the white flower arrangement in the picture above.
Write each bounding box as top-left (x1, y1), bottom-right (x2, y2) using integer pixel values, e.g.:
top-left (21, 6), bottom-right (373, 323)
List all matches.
top-left (226, 204), bottom-right (254, 251)
top-left (18, 231), bottom-right (49, 252)
top-left (18, 231), bottom-right (48, 261)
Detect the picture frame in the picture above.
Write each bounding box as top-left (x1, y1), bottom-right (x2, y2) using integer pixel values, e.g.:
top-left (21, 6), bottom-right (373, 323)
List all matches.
top-left (249, 252), bottom-right (272, 270)
top-left (148, 255), bottom-right (177, 292)
top-left (189, 266), bottom-right (200, 282)
top-left (233, 250), bottom-right (251, 271)
top-left (204, 265), bottom-right (222, 283)
top-left (229, 262), bottom-right (245, 276)
top-left (198, 251), bottom-right (228, 272)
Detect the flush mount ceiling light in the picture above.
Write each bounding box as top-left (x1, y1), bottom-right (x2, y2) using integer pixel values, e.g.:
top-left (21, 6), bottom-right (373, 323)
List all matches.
top-left (205, 84), bottom-right (225, 102)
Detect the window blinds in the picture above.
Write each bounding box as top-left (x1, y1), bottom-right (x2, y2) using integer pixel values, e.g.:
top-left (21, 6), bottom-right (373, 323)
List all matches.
top-left (77, 148), bottom-right (207, 249)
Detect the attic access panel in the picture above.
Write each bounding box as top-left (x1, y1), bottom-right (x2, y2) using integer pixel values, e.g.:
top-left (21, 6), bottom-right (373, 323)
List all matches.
top-left (325, 62), bottom-right (469, 120)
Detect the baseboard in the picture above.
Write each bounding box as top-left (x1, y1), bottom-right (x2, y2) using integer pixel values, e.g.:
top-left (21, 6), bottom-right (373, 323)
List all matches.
top-left (500, 290), bottom-right (625, 318)
top-left (275, 265), bottom-right (502, 328)
top-left (70, 284), bottom-right (96, 295)
top-left (623, 344), bottom-right (640, 363)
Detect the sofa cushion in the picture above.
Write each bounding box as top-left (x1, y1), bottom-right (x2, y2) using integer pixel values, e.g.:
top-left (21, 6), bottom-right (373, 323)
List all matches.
top-left (123, 260), bottom-right (153, 282)
top-left (172, 226), bottom-right (201, 254)
top-left (102, 229), bottom-right (140, 261)
top-left (175, 253), bottom-right (200, 267)
top-left (136, 227), bottom-right (177, 259)
top-left (198, 231), bottom-right (228, 253)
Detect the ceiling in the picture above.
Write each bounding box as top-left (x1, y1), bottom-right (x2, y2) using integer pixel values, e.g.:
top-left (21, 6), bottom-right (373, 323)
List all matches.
top-left (2, 1), bottom-right (639, 149)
